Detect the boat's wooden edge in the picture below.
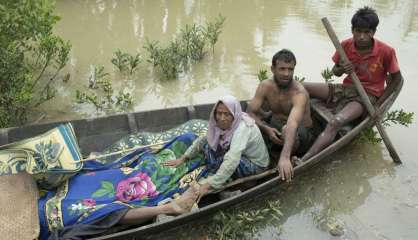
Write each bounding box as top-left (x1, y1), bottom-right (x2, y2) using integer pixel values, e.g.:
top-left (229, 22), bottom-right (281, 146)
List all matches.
top-left (0, 102), bottom-right (217, 154)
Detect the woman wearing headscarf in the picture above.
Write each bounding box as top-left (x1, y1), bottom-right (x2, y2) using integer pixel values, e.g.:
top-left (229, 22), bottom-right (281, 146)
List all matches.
top-left (164, 95), bottom-right (270, 197)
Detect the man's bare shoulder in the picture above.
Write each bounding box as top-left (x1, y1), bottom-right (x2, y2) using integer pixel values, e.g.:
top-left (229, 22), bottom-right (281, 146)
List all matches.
top-left (258, 79), bottom-right (275, 87)
top-left (256, 79), bottom-right (276, 93)
top-left (292, 81), bottom-right (309, 97)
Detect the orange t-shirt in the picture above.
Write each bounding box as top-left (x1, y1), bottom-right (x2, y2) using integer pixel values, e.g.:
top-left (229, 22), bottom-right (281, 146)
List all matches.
top-left (332, 38), bottom-right (400, 97)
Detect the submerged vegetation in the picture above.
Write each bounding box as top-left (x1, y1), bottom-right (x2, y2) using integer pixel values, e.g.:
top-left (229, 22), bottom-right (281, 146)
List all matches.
top-left (75, 15), bottom-right (226, 113)
top-left (143, 38), bottom-right (184, 79)
top-left (144, 15), bottom-right (226, 79)
top-left (257, 69), bottom-right (269, 81)
top-left (204, 15), bottom-right (227, 53)
top-left (359, 109), bottom-right (414, 144)
top-left (0, 0), bottom-right (71, 127)
top-left (294, 75), bottom-right (306, 83)
top-left (382, 109), bottom-right (414, 127)
top-left (321, 67), bottom-right (335, 83)
top-left (77, 49), bottom-right (141, 114)
top-left (257, 68), bottom-right (305, 83)
top-left (111, 49), bottom-right (141, 74)
top-left (206, 200), bottom-right (282, 240)
top-left (76, 65), bottom-right (133, 114)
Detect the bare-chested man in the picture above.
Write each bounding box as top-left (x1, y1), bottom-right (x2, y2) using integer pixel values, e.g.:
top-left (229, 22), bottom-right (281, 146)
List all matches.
top-left (248, 49), bottom-right (313, 182)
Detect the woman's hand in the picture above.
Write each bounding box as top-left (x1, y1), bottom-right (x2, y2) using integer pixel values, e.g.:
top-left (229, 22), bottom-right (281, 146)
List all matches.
top-left (163, 155), bottom-right (187, 167)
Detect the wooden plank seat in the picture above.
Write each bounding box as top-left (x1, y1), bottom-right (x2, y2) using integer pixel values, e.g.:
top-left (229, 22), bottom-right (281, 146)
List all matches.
top-left (310, 99), bottom-right (353, 136)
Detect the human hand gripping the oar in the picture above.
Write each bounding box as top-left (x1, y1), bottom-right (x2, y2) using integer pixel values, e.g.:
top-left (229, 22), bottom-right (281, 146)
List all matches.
top-left (333, 59), bottom-right (355, 76)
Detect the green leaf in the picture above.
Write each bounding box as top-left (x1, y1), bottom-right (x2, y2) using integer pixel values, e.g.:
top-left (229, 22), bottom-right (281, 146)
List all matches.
top-left (92, 188), bottom-right (109, 198)
top-left (171, 141), bottom-right (187, 157)
top-left (100, 181), bottom-right (115, 196)
top-left (102, 181), bottom-right (114, 192)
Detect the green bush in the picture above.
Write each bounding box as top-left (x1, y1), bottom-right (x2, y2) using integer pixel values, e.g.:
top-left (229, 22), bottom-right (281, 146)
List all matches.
top-left (76, 65), bottom-right (133, 114)
top-left (0, 0), bottom-right (71, 127)
top-left (144, 15), bottom-right (226, 80)
top-left (204, 14), bottom-right (226, 53)
top-left (111, 49), bottom-right (141, 74)
top-left (257, 69), bottom-right (269, 82)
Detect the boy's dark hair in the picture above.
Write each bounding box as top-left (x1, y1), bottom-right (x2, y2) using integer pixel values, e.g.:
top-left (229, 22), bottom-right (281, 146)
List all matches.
top-left (272, 49), bottom-right (296, 66)
top-left (351, 6), bottom-right (379, 31)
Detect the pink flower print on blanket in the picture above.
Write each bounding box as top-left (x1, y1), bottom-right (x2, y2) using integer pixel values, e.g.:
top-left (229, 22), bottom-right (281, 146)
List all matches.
top-left (82, 198), bottom-right (96, 207)
top-left (116, 172), bottom-right (159, 202)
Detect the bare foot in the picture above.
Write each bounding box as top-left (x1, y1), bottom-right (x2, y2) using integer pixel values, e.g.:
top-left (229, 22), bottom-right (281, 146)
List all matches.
top-left (168, 185), bottom-right (198, 215)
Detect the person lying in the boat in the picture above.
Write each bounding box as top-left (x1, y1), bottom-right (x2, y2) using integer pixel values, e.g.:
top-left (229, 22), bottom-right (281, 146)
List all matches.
top-left (247, 49), bottom-right (314, 182)
top-left (164, 95), bottom-right (270, 197)
top-left (299, 6), bottom-right (403, 162)
top-left (37, 131), bottom-right (205, 240)
top-left (43, 185), bottom-right (199, 240)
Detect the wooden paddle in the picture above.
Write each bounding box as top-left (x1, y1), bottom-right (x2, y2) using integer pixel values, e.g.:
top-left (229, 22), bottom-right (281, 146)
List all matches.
top-left (321, 17), bottom-right (402, 164)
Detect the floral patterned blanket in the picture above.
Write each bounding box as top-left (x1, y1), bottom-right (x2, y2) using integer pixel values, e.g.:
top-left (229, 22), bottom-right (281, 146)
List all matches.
top-left (35, 120), bottom-right (209, 239)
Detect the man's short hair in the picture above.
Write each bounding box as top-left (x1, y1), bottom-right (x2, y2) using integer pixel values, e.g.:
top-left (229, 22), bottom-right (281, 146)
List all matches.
top-left (272, 49), bottom-right (296, 66)
top-left (351, 6), bottom-right (379, 31)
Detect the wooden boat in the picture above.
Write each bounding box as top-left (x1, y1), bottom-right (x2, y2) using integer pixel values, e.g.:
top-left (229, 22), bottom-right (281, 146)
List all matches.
top-left (0, 78), bottom-right (403, 239)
